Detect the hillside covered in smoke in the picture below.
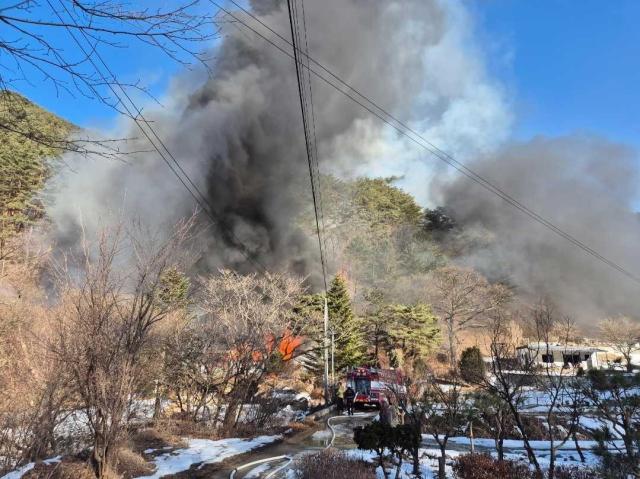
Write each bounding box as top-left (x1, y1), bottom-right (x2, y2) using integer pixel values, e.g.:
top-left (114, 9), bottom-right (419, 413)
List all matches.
top-left (45, 0), bottom-right (508, 279)
top-left (431, 135), bottom-right (640, 325)
top-left (41, 0), bottom-right (640, 325)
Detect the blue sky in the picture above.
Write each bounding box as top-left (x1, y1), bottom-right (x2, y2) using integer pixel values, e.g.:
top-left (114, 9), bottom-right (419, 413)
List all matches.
top-left (13, 0), bottom-right (640, 150)
top-left (472, 0), bottom-right (640, 149)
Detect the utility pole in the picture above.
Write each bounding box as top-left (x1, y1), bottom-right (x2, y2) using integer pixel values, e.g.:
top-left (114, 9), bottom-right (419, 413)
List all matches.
top-left (324, 297), bottom-right (330, 404)
top-left (331, 329), bottom-right (335, 385)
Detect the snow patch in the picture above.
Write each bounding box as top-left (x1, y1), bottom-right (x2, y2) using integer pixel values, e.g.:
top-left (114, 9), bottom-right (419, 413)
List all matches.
top-left (137, 435), bottom-right (281, 478)
top-left (1, 457), bottom-right (61, 479)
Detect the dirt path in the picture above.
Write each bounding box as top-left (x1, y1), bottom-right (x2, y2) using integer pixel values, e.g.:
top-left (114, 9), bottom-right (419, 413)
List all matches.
top-left (219, 412), bottom-right (376, 479)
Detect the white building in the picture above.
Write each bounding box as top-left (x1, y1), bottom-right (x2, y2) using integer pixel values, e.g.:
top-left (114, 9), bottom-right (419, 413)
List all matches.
top-left (516, 343), bottom-right (603, 371)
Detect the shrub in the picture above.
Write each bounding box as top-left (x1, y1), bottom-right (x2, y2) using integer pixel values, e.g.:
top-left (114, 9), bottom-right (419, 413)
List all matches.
top-left (22, 461), bottom-right (99, 479)
top-left (554, 466), bottom-right (600, 479)
top-left (114, 448), bottom-right (155, 477)
top-left (294, 449), bottom-right (375, 479)
top-left (452, 454), bottom-right (534, 479)
top-left (146, 419), bottom-right (218, 441)
top-left (459, 347), bottom-right (485, 383)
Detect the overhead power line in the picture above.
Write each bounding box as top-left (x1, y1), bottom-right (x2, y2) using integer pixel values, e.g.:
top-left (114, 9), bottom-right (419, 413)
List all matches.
top-left (48, 0), bottom-right (268, 273)
top-left (286, 0), bottom-right (329, 294)
top-left (298, 0), bottom-right (329, 273)
top-left (216, 0), bottom-right (640, 286)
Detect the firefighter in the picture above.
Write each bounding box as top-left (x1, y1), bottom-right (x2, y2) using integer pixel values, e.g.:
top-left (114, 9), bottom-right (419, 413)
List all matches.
top-left (344, 385), bottom-right (356, 416)
top-left (379, 397), bottom-right (391, 425)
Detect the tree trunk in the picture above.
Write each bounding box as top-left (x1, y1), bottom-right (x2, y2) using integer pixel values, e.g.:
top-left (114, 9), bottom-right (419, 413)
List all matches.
top-left (213, 400), bottom-right (223, 426)
top-left (222, 398), bottom-right (241, 435)
top-left (438, 443), bottom-right (447, 479)
top-left (374, 334), bottom-right (380, 367)
top-left (510, 406), bottom-right (543, 477)
top-left (448, 320), bottom-right (457, 370)
top-left (572, 432), bottom-right (585, 463)
top-left (91, 436), bottom-right (110, 478)
top-left (378, 451), bottom-right (389, 479)
top-left (497, 437), bottom-right (504, 462)
top-left (394, 453), bottom-right (403, 479)
top-left (153, 382), bottom-right (162, 419)
top-left (411, 422), bottom-right (421, 476)
top-left (621, 416), bottom-right (636, 460)
top-left (411, 447), bottom-right (420, 477)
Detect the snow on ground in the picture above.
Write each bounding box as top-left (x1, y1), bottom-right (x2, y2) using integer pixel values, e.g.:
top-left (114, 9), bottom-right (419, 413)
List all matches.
top-left (424, 435), bottom-right (613, 468)
top-left (346, 447), bottom-right (457, 479)
top-left (0, 457), bottom-right (61, 479)
top-left (311, 429), bottom-right (332, 440)
top-left (578, 415), bottom-right (626, 439)
top-left (0, 435), bottom-right (282, 479)
top-left (244, 462), bottom-right (272, 478)
top-left (443, 436), bottom-right (624, 451)
top-left (349, 443), bottom-right (602, 479)
top-left (344, 434), bottom-right (610, 479)
top-left (137, 435), bottom-right (281, 478)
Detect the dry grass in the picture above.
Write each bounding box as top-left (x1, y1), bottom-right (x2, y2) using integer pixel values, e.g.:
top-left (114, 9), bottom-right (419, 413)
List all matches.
top-left (129, 426), bottom-right (186, 453)
top-left (22, 460), bottom-right (97, 479)
top-left (115, 448), bottom-right (155, 478)
top-left (452, 454), bottom-right (534, 479)
top-left (286, 420), bottom-right (312, 433)
top-left (18, 448), bottom-right (155, 479)
top-left (148, 419), bottom-right (220, 441)
top-left (295, 449), bottom-right (375, 479)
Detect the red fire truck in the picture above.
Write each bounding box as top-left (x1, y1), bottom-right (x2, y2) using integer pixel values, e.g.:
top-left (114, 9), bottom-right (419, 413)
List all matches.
top-left (345, 366), bottom-right (405, 407)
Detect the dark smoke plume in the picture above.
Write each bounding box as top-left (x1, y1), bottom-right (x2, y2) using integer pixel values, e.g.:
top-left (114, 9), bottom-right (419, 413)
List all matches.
top-left (434, 135), bottom-right (640, 327)
top-left (47, 0), bottom-right (507, 279)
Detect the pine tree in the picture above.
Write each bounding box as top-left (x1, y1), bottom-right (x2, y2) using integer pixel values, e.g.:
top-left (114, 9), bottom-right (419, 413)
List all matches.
top-left (327, 274), bottom-right (365, 371)
top-left (0, 91), bottom-right (74, 258)
top-left (362, 289), bottom-right (392, 367)
top-left (388, 303), bottom-right (440, 365)
top-left (459, 346), bottom-right (486, 383)
top-left (293, 293), bottom-right (325, 378)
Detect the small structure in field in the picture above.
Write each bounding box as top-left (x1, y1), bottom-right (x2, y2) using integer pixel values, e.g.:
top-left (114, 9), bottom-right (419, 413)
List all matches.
top-left (516, 342), bottom-right (604, 371)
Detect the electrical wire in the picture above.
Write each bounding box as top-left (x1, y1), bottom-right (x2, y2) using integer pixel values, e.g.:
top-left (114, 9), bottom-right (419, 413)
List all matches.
top-left (48, 0), bottom-right (268, 273)
top-left (215, 0), bottom-right (640, 285)
top-left (298, 0), bottom-right (329, 284)
top-left (286, 0), bottom-right (329, 293)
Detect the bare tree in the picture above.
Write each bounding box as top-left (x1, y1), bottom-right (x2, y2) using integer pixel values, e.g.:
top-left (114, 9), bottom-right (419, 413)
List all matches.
top-left (580, 370), bottom-right (640, 477)
top-left (1, 0), bottom-right (218, 155)
top-left (418, 375), bottom-right (471, 479)
top-left (390, 377), bottom-right (425, 477)
top-left (477, 301), bottom-right (587, 479)
top-left (429, 265), bottom-right (510, 370)
top-left (531, 303), bottom-right (586, 479)
top-left (198, 270), bottom-right (307, 435)
top-left (0, 239), bottom-right (77, 474)
top-left (471, 391), bottom-right (515, 461)
top-left (599, 317), bottom-right (640, 372)
top-left (0, 307), bottom-right (72, 474)
top-left (50, 218), bottom-right (193, 478)
top-left (479, 309), bottom-right (545, 477)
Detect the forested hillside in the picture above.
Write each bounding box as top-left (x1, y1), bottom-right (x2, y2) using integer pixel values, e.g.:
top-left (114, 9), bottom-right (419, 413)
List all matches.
top-left (296, 175), bottom-right (448, 298)
top-left (0, 94), bottom-right (458, 377)
top-left (0, 91), bottom-right (74, 258)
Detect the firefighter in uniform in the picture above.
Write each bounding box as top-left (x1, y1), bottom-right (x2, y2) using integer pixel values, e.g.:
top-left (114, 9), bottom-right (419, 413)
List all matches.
top-left (344, 386), bottom-right (356, 416)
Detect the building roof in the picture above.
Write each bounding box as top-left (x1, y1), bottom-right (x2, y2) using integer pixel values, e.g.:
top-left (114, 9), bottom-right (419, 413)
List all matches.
top-left (516, 342), bottom-right (605, 353)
